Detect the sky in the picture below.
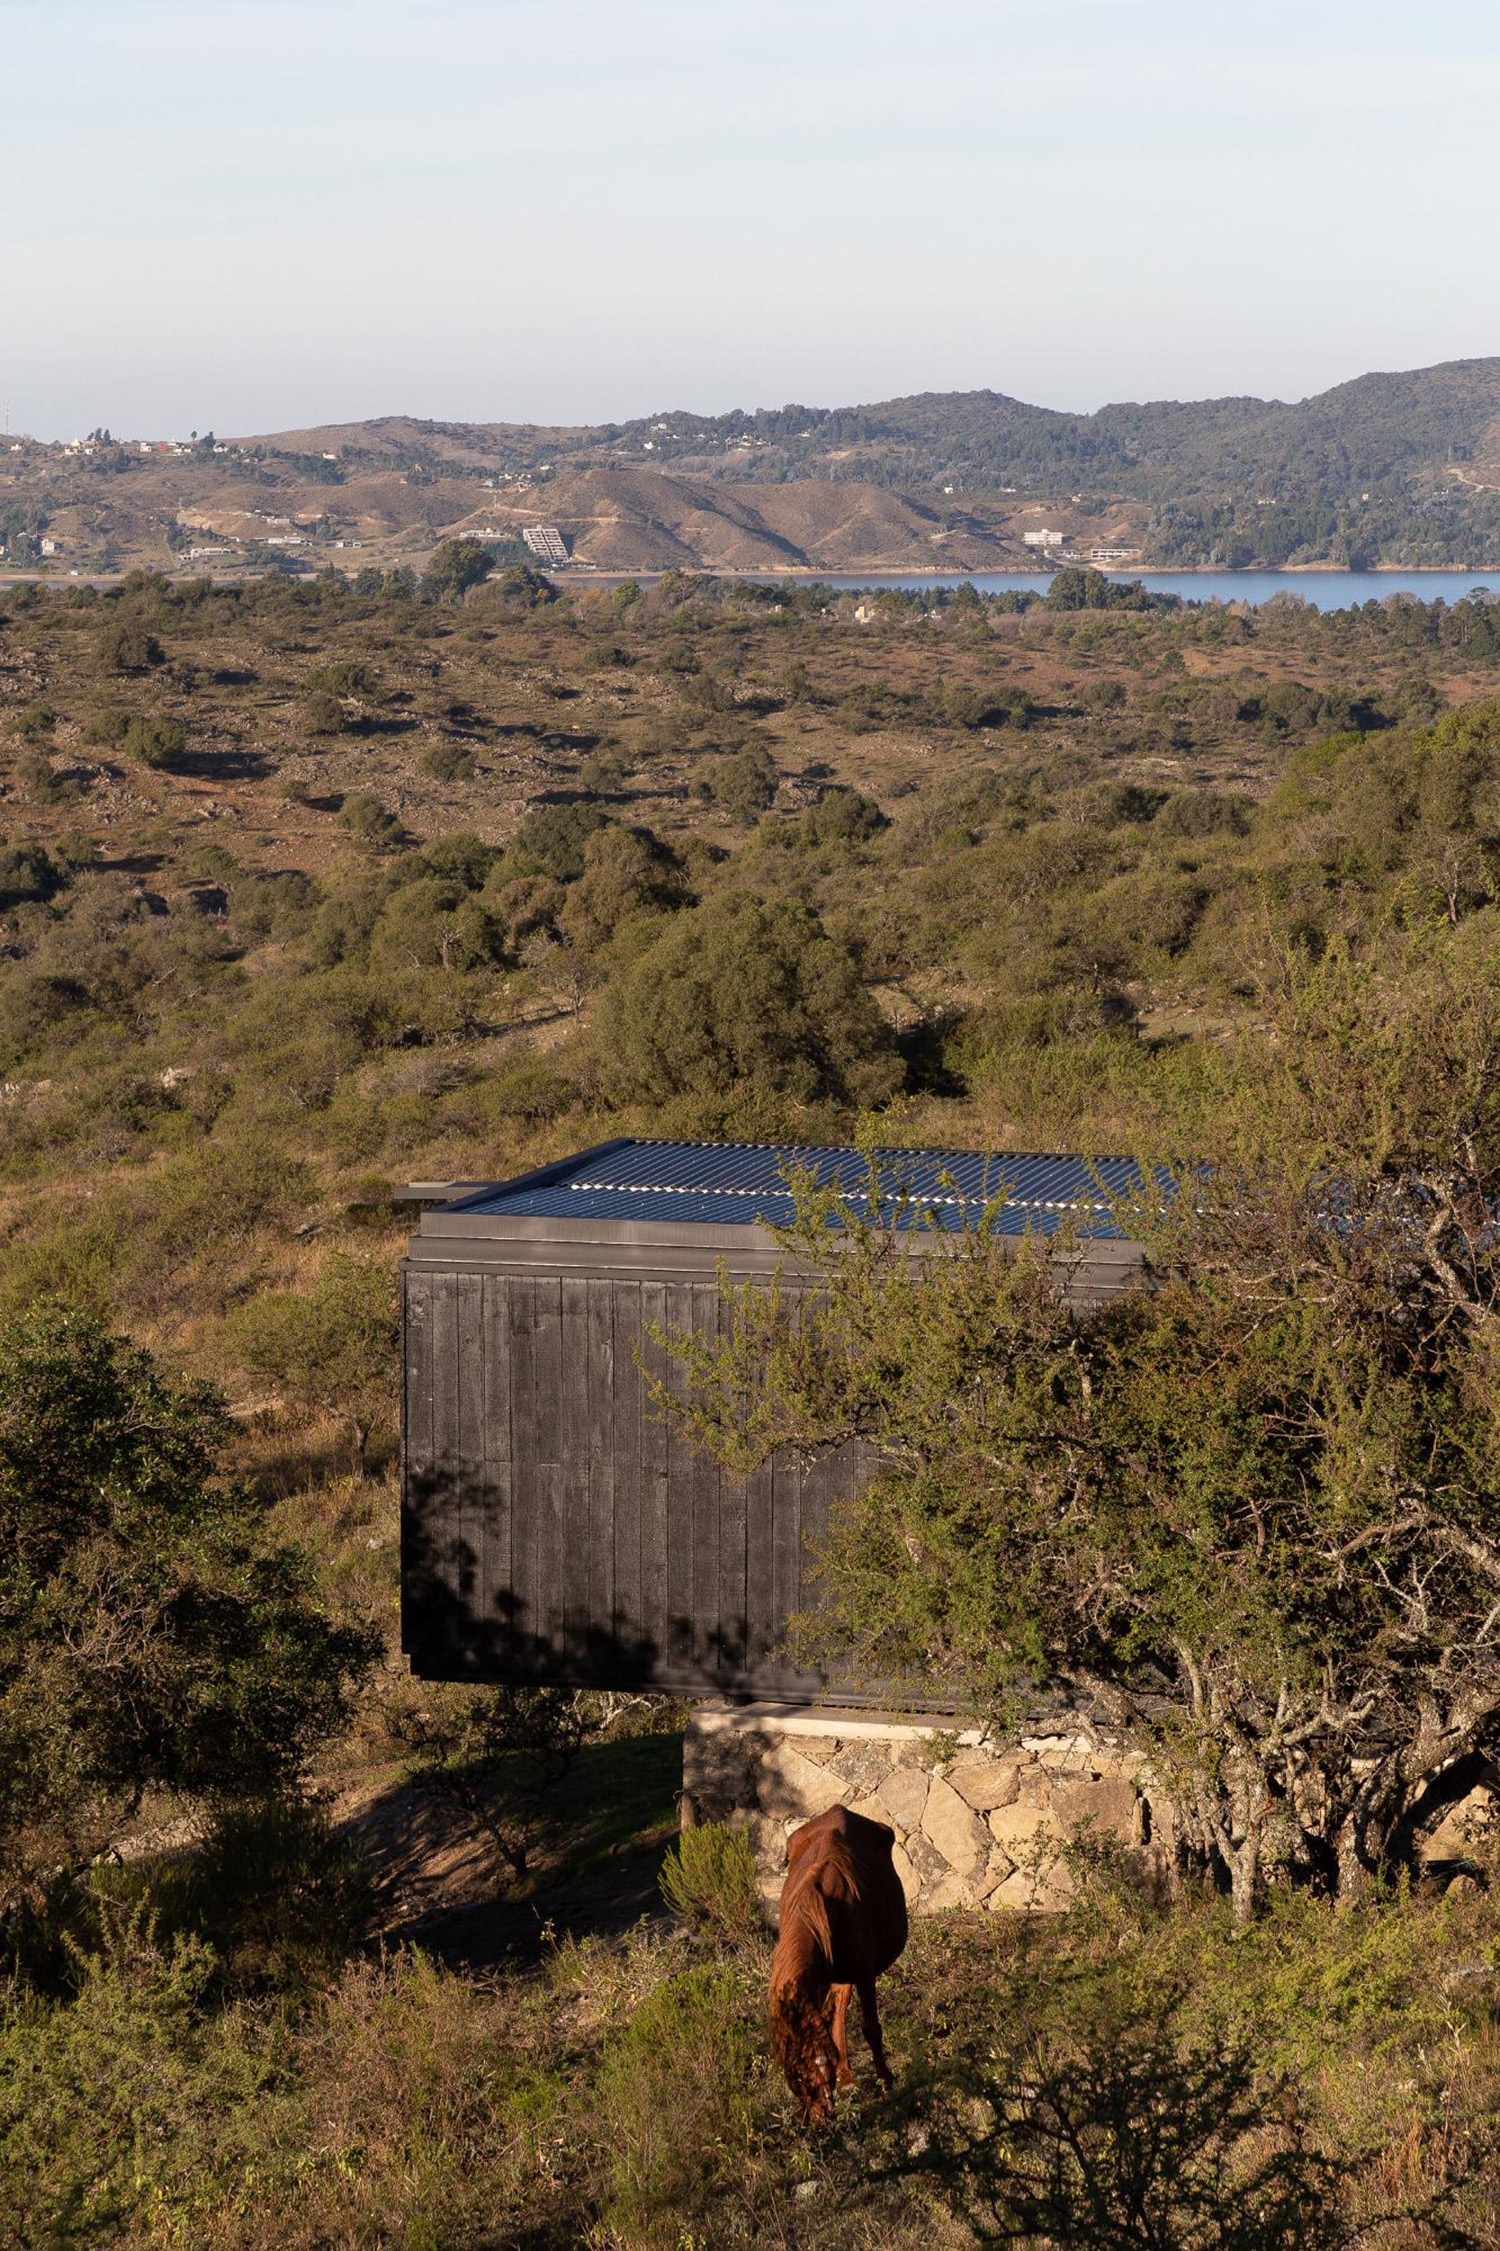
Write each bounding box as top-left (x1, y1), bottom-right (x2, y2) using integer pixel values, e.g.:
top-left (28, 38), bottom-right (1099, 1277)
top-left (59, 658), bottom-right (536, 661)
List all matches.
top-left (3, 0), bottom-right (1500, 439)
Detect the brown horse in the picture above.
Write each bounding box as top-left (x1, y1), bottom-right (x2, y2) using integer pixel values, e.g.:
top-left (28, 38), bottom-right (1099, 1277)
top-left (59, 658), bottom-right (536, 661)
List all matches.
top-left (768, 1805), bottom-right (908, 2124)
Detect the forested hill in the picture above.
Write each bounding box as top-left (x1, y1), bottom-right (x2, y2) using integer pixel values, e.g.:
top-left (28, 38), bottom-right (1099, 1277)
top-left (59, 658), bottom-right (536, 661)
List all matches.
top-left (236, 357), bottom-right (1500, 569)
top-left (13, 360), bottom-right (1500, 573)
top-left (558, 358), bottom-right (1500, 498)
top-left (248, 358), bottom-right (1500, 494)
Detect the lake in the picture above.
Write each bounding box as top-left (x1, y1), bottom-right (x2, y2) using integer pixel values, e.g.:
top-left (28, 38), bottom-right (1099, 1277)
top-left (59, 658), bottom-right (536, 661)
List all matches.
top-left (815, 570), bottom-right (1500, 613)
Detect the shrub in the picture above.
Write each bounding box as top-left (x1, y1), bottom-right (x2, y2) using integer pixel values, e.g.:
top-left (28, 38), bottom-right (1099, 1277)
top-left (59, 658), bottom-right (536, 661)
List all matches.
top-left (336, 793), bottom-right (402, 850)
top-left (485, 1058), bottom-right (576, 1123)
top-left (118, 714), bottom-right (186, 768)
top-left (420, 738), bottom-right (476, 782)
top-left (594, 1966), bottom-right (757, 2235)
top-left (16, 703), bottom-right (55, 744)
top-left (304, 690), bottom-right (346, 737)
top-left (711, 745), bottom-right (779, 825)
top-left (14, 751), bottom-right (62, 804)
top-left (0, 842), bottom-right (66, 910)
top-left (307, 660), bottom-right (376, 697)
top-left (146, 1796), bottom-right (374, 1998)
top-left (0, 1304), bottom-right (377, 1917)
top-left (596, 890), bottom-right (903, 1110)
top-left (96, 620), bottom-right (165, 673)
top-left (1155, 788), bottom-right (1253, 839)
top-left (796, 784), bottom-right (888, 846)
top-left (659, 1822), bottom-right (762, 1943)
top-left (225, 1251), bottom-right (398, 1471)
top-left (82, 706), bottom-right (131, 747)
top-left (503, 803), bottom-right (614, 884)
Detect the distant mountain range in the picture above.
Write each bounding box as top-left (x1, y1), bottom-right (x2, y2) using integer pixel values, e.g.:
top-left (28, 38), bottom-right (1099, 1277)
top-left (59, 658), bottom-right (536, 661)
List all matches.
top-left (11, 360), bottom-right (1500, 574)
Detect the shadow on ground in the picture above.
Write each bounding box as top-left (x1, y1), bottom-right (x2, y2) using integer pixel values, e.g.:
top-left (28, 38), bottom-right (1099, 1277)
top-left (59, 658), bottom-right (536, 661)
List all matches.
top-left (333, 1729), bottom-right (685, 1971)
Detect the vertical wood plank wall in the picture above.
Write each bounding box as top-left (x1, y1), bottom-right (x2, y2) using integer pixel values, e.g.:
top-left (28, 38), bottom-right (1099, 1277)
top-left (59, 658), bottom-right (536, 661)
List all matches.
top-left (403, 1266), bottom-right (842, 1696)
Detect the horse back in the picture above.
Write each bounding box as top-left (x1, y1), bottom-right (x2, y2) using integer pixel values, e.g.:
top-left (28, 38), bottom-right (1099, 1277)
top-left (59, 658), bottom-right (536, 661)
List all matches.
top-left (782, 1806), bottom-right (908, 1981)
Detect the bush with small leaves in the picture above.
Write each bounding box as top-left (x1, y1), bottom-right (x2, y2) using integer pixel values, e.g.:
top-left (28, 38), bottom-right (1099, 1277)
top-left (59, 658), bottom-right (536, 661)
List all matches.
top-left (145, 1794), bottom-right (374, 1999)
top-left (597, 889), bottom-right (903, 1109)
top-left (305, 690), bottom-right (346, 737)
top-left (82, 706), bottom-right (131, 748)
top-left (307, 660), bottom-right (377, 697)
top-left (659, 1822), bottom-right (762, 1944)
top-left (0, 1304), bottom-right (377, 1918)
top-left (710, 745), bottom-right (779, 826)
top-left (225, 1251), bottom-right (397, 1472)
top-left (0, 841), bottom-right (68, 910)
top-left (595, 1966), bottom-right (759, 2237)
top-left (17, 703), bottom-right (56, 744)
top-left (420, 739), bottom-right (476, 782)
top-left (15, 751), bottom-right (62, 805)
top-left (336, 793), bottom-right (403, 850)
top-left (503, 803), bottom-right (614, 884)
top-left (97, 620), bottom-right (165, 673)
top-left (119, 715), bottom-right (186, 769)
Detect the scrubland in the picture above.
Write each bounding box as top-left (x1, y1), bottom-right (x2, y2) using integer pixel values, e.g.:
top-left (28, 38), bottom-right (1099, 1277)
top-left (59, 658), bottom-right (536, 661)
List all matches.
top-left (6, 561), bottom-right (1500, 2244)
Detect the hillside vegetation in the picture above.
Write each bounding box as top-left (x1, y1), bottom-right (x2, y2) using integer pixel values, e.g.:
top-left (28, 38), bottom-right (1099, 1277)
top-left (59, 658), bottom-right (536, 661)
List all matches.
top-left (12, 356), bottom-right (1500, 575)
top-left (6, 563), bottom-right (1500, 2241)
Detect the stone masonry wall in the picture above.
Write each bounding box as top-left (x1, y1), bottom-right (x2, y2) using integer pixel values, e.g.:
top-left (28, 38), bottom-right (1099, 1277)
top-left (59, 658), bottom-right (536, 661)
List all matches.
top-left (683, 1703), bottom-right (1170, 1916)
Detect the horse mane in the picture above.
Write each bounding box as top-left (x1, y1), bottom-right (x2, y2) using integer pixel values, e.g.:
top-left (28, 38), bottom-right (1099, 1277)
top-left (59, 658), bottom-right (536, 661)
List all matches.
top-left (768, 1865), bottom-right (838, 2106)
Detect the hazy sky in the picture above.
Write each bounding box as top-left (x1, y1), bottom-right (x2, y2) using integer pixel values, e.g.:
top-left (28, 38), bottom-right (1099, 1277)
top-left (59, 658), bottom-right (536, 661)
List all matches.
top-left (4, 0), bottom-right (1499, 438)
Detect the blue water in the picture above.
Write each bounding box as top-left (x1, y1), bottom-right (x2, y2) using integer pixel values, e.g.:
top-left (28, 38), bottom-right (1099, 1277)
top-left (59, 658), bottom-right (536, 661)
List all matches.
top-left (814, 570), bottom-right (1500, 613)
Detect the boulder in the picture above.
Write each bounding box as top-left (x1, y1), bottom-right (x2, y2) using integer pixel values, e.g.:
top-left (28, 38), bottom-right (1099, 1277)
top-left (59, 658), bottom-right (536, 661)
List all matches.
top-left (829, 1739), bottom-right (894, 1794)
top-left (944, 1753), bottom-right (1021, 1812)
top-left (921, 1775), bottom-right (992, 1879)
top-left (876, 1766), bottom-right (931, 1831)
top-left (1050, 1777), bottom-right (1141, 1843)
top-left (758, 1742), bottom-right (849, 1820)
top-left (988, 1800), bottom-right (1063, 1851)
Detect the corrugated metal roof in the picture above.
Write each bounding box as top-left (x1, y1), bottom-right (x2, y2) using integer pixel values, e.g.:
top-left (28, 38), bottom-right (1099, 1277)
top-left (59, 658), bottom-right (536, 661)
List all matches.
top-left (450, 1141), bottom-right (1166, 1238)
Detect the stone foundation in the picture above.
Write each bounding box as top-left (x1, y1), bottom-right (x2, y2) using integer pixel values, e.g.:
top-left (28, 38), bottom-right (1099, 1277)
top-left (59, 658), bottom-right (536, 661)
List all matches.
top-left (683, 1703), bottom-right (1169, 1915)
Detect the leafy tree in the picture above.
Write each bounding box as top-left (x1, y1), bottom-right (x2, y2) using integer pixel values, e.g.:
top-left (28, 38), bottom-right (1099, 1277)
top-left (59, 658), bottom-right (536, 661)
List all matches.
top-left (96, 621), bottom-right (165, 673)
top-left (419, 538), bottom-right (494, 603)
top-left (503, 803), bottom-right (613, 884)
top-left (558, 823), bottom-right (690, 956)
top-left (226, 1253), bottom-right (398, 1472)
top-left (0, 1305), bottom-right (377, 1917)
top-left (710, 746), bottom-right (779, 826)
top-left (369, 876), bottom-right (506, 975)
top-left (496, 563), bottom-right (558, 610)
top-left (660, 930), bottom-right (1500, 1918)
top-left (596, 890), bottom-right (902, 1109)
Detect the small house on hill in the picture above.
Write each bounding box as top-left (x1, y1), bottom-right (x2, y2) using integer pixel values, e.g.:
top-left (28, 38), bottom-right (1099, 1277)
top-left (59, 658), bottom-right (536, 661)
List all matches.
top-left (400, 1138), bottom-right (1151, 1704)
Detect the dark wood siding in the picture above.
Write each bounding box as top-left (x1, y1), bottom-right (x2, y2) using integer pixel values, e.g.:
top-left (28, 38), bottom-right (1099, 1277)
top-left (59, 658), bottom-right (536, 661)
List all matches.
top-left (403, 1264), bottom-right (839, 1698)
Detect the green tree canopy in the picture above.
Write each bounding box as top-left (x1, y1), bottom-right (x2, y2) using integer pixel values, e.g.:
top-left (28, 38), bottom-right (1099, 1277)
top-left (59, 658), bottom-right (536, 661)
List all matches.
top-left (595, 890), bottom-right (902, 1110)
top-left (0, 1306), bottom-right (377, 1916)
top-left (419, 538), bottom-right (494, 603)
top-left (660, 929), bottom-right (1500, 1917)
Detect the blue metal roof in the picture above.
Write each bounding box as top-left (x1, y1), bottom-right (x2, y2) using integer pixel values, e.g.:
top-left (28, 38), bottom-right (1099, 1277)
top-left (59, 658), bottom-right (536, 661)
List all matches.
top-left (451, 1141), bottom-right (1165, 1238)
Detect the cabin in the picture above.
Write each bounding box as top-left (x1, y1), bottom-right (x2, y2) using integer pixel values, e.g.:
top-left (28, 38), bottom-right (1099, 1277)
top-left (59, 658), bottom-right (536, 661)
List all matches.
top-left (400, 1138), bottom-right (1150, 1705)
